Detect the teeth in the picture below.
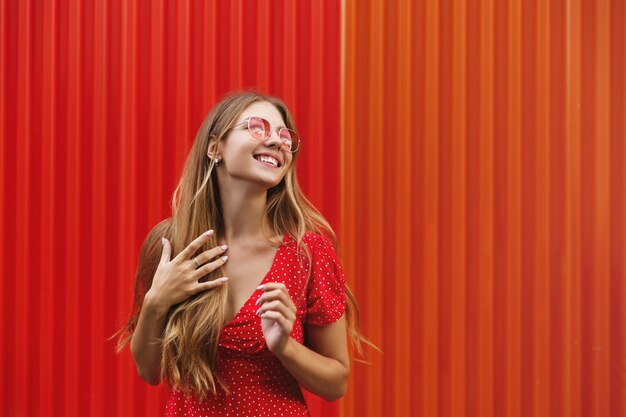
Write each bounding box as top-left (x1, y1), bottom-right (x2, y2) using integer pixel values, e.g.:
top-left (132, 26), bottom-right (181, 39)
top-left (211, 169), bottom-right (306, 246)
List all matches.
top-left (256, 155), bottom-right (278, 167)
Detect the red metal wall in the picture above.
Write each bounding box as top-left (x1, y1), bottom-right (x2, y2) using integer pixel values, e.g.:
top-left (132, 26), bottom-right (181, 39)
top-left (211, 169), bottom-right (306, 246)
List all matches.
top-left (0, 1), bottom-right (340, 416)
top-left (2, 0), bottom-right (626, 416)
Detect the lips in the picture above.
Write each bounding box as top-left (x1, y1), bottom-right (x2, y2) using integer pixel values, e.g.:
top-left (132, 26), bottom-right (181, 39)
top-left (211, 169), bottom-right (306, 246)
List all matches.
top-left (253, 153), bottom-right (282, 167)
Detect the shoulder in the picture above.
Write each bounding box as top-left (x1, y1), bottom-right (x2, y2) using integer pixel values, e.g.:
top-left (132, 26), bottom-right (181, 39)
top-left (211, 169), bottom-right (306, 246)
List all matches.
top-left (152, 217), bottom-right (173, 236)
top-left (283, 232), bottom-right (340, 265)
top-left (298, 232), bottom-right (343, 269)
top-left (301, 231), bottom-right (336, 250)
top-left (136, 218), bottom-right (174, 262)
top-left (143, 218), bottom-right (173, 246)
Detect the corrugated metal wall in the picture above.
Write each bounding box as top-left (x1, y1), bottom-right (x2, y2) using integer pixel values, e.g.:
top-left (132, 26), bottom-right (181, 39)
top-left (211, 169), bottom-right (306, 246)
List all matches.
top-left (0, 1), bottom-right (341, 416)
top-left (2, 0), bottom-right (625, 416)
top-left (341, 0), bottom-right (626, 417)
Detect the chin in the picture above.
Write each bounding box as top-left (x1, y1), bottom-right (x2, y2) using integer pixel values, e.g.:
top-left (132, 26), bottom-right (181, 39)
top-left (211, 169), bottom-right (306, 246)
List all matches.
top-left (244, 172), bottom-right (284, 190)
top-left (260, 178), bottom-right (284, 189)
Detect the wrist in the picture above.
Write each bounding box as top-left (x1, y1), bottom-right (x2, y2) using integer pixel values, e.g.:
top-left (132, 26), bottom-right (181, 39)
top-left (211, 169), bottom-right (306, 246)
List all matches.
top-left (143, 292), bottom-right (170, 318)
top-left (272, 337), bottom-right (296, 361)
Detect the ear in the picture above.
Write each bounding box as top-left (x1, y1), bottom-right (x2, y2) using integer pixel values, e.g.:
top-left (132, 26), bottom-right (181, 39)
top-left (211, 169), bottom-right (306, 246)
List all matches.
top-left (207, 135), bottom-right (220, 159)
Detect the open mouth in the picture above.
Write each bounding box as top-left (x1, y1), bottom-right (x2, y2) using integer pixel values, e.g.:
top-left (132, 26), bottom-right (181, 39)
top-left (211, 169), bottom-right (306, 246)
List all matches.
top-left (253, 154), bottom-right (281, 168)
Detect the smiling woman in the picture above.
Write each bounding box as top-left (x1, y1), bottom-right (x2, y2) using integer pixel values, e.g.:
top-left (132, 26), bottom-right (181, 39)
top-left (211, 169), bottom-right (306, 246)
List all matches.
top-left (112, 90), bottom-right (375, 417)
top-left (207, 101), bottom-right (295, 190)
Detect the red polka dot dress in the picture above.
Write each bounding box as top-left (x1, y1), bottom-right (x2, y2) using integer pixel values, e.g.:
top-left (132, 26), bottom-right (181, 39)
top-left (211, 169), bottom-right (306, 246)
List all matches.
top-left (164, 232), bottom-right (347, 417)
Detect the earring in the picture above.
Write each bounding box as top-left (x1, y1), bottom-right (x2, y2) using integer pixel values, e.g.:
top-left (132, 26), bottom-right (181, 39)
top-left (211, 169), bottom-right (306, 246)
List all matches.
top-left (215, 158), bottom-right (220, 167)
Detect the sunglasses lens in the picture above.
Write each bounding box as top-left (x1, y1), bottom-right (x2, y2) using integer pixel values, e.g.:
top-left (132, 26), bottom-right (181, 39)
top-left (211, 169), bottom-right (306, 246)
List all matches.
top-left (280, 129), bottom-right (299, 152)
top-left (248, 117), bottom-right (269, 139)
top-left (245, 117), bottom-right (298, 152)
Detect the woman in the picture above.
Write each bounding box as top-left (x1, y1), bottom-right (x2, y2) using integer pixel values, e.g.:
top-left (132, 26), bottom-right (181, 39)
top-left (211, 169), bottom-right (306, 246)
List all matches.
top-left (114, 90), bottom-right (372, 416)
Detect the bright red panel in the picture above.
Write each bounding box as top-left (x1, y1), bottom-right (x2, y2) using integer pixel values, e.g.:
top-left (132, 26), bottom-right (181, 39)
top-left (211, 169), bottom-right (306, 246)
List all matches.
top-left (0, 1), bottom-right (341, 416)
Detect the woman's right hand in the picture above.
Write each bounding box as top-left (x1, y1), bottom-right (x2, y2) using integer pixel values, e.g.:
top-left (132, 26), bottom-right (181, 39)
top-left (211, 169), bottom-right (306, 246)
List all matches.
top-left (145, 230), bottom-right (229, 311)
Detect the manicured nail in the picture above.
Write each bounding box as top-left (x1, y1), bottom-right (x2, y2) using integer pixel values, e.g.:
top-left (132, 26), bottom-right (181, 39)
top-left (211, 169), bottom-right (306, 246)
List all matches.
top-left (221, 245), bottom-right (228, 251)
top-left (221, 255), bottom-right (228, 261)
top-left (255, 298), bottom-right (261, 306)
top-left (161, 237), bottom-right (165, 246)
top-left (219, 277), bottom-right (229, 282)
top-left (257, 284), bottom-right (266, 290)
top-left (205, 230), bottom-right (214, 237)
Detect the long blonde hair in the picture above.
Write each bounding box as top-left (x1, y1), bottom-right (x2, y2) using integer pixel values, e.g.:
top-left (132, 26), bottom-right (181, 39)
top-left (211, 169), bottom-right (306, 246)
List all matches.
top-left (112, 90), bottom-right (376, 401)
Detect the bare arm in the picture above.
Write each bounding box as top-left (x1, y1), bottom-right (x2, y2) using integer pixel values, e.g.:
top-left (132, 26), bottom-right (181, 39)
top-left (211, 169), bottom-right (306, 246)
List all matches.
top-left (130, 295), bottom-right (170, 385)
top-left (130, 295), bottom-right (168, 385)
top-left (129, 231), bottom-right (230, 385)
top-left (256, 282), bottom-right (350, 402)
top-left (273, 315), bottom-right (350, 402)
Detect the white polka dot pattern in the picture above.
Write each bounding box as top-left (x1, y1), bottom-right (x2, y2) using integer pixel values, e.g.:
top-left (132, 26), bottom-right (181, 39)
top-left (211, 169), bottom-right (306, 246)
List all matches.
top-left (163, 232), bottom-right (347, 417)
top-left (303, 233), bottom-right (347, 327)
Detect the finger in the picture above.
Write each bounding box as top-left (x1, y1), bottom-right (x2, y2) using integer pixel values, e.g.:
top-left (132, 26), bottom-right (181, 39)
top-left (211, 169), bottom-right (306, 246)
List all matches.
top-left (175, 230), bottom-right (214, 262)
top-left (160, 237), bottom-right (172, 264)
top-left (257, 282), bottom-right (288, 292)
top-left (256, 283), bottom-right (291, 301)
top-left (256, 300), bottom-right (296, 321)
top-left (255, 288), bottom-right (282, 305)
top-left (191, 277), bottom-right (229, 294)
top-left (255, 289), bottom-right (284, 305)
top-left (256, 288), bottom-right (296, 311)
top-left (192, 254), bottom-right (229, 278)
top-left (194, 244), bottom-right (228, 265)
top-left (260, 310), bottom-right (293, 331)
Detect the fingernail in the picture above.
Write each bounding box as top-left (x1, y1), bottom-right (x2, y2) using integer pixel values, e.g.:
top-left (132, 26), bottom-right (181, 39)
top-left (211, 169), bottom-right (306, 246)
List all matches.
top-left (256, 309), bottom-right (262, 316)
top-left (220, 277), bottom-right (229, 282)
top-left (205, 230), bottom-right (214, 237)
top-left (257, 284), bottom-right (266, 290)
top-left (221, 245), bottom-right (228, 251)
top-left (222, 255), bottom-right (228, 261)
top-left (255, 298), bottom-right (261, 306)
top-left (161, 237), bottom-right (165, 246)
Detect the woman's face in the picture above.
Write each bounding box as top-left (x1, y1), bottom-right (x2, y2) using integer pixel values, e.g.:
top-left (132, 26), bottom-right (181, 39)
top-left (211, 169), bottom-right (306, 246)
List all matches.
top-left (214, 101), bottom-right (294, 189)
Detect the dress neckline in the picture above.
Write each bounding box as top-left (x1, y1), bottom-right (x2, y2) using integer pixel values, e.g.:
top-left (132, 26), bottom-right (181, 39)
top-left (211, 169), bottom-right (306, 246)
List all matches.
top-left (222, 233), bottom-right (288, 328)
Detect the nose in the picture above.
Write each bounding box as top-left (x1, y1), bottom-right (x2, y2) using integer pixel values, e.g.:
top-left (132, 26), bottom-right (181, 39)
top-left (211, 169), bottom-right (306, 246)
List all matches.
top-left (264, 128), bottom-right (283, 148)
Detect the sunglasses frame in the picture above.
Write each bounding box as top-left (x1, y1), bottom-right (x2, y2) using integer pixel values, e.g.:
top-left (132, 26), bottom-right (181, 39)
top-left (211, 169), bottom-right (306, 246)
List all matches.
top-left (232, 116), bottom-right (301, 153)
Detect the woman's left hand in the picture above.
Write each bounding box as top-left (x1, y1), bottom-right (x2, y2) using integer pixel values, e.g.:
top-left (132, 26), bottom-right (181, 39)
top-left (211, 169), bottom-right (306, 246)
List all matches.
top-left (255, 282), bottom-right (297, 354)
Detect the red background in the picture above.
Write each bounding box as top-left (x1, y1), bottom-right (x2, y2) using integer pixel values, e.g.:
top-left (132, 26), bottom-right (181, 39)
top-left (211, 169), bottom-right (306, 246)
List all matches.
top-left (2, 0), bottom-right (626, 416)
top-left (1, 1), bottom-right (341, 416)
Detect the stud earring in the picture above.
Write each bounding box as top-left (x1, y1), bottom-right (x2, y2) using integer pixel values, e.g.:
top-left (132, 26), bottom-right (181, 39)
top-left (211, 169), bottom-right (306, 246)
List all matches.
top-left (215, 158), bottom-right (220, 167)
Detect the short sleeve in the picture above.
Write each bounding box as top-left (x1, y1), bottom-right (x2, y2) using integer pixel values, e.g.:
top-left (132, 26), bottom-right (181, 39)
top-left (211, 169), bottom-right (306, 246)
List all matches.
top-left (304, 234), bottom-right (347, 326)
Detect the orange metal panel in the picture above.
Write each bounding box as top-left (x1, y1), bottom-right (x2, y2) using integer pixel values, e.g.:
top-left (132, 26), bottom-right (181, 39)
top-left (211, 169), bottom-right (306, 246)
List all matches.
top-left (341, 0), bottom-right (626, 416)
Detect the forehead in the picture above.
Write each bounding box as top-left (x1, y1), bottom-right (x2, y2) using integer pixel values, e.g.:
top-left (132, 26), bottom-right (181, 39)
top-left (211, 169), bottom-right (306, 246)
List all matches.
top-left (237, 101), bottom-right (286, 127)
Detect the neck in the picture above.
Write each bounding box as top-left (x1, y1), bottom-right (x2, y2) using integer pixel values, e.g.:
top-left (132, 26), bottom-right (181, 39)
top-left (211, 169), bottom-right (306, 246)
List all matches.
top-left (218, 184), bottom-right (273, 245)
